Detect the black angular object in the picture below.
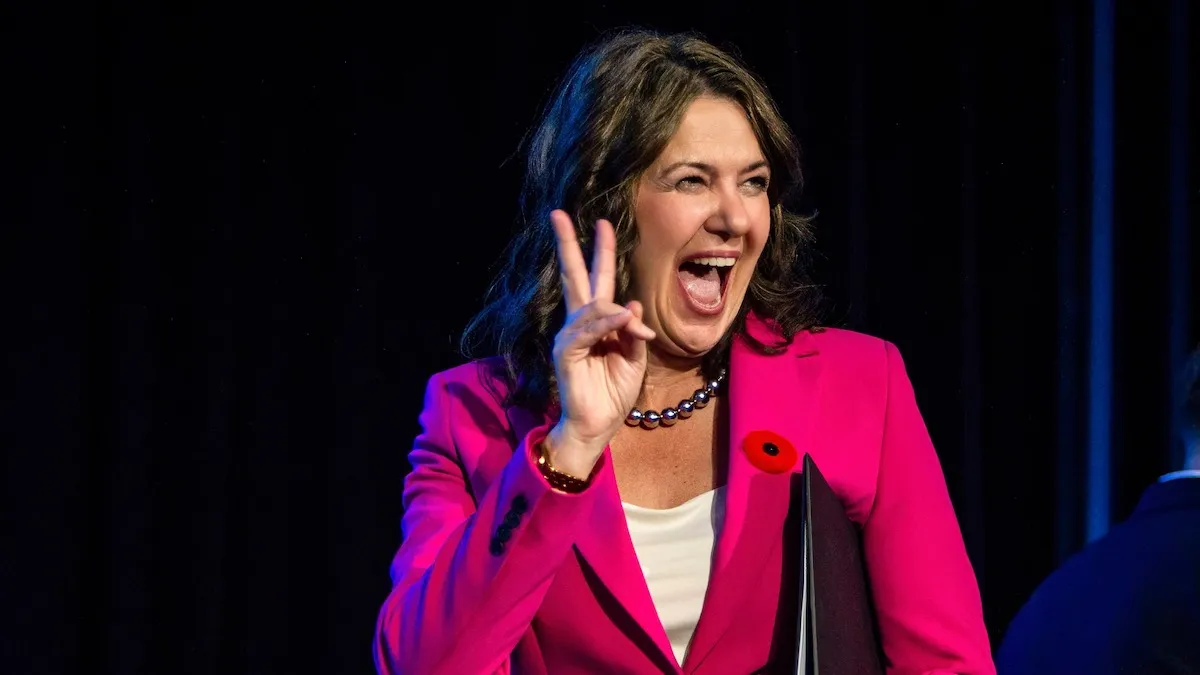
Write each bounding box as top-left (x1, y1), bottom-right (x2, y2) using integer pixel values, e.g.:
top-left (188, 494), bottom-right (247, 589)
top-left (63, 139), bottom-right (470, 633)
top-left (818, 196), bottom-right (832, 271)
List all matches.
top-left (784, 454), bottom-right (885, 675)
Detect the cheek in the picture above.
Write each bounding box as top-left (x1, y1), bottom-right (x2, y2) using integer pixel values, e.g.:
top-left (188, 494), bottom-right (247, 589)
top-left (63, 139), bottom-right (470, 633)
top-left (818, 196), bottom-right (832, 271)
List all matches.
top-left (626, 240), bottom-right (668, 298)
top-left (735, 208), bottom-right (772, 284)
top-left (629, 247), bottom-right (675, 301)
top-left (749, 204), bottom-right (772, 249)
top-left (637, 186), bottom-right (714, 233)
top-left (632, 199), bottom-right (698, 268)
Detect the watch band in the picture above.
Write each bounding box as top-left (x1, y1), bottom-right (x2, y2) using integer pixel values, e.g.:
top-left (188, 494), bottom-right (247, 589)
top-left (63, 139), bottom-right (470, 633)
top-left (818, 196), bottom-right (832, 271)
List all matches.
top-left (536, 439), bottom-right (593, 493)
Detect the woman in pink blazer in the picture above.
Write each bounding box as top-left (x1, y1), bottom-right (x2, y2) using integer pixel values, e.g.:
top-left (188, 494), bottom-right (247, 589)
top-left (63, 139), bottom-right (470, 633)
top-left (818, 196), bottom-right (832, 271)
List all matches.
top-left (374, 29), bottom-right (995, 675)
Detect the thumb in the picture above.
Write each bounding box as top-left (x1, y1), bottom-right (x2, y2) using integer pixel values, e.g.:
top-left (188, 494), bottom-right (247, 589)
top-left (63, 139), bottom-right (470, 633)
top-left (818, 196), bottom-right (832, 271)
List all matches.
top-left (623, 300), bottom-right (655, 341)
top-left (619, 300), bottom-right (654, 361)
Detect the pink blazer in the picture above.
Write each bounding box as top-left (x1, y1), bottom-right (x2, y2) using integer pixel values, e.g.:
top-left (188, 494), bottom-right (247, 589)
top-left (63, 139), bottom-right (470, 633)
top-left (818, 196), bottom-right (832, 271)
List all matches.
top-left (374, 322), bottom-right (996, 674)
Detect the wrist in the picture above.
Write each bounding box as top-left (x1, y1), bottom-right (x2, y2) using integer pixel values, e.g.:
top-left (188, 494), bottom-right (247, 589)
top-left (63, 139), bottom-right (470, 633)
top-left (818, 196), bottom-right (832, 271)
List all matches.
top-left (545, 423), bottom-right (605, 480)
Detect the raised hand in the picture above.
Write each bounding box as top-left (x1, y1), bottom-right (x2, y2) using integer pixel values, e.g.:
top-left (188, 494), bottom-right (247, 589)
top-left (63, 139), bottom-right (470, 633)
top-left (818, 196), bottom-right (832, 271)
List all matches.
top-left (546, 209), bottom-right (655, 478)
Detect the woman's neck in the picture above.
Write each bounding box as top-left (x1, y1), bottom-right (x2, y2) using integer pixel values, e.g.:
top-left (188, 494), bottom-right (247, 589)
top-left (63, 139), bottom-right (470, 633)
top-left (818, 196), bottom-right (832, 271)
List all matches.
top-left (638, 347), bottom-right (708, 409)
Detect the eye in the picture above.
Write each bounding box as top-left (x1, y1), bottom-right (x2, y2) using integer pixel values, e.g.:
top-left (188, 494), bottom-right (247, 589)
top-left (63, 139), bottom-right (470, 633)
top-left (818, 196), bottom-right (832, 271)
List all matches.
top-left (743, 176), bottom-right (770, 193)
top-left (676, 175), bottom-right (706, 190)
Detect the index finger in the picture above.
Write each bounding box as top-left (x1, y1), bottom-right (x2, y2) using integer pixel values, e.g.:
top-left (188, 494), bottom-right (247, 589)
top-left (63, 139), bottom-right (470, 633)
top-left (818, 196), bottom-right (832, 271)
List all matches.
top-left (550, 209), bottom-right (591, 314)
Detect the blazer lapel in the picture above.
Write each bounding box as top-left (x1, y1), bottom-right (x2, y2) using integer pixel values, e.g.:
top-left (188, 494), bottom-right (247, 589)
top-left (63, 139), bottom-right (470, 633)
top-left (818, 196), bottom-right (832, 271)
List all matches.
top-left (574, 460), bottom-right (682, 672)
top-left (505, 403), bottom-right (681, 673)
top-left (683, 332), bottom-right (825, 673)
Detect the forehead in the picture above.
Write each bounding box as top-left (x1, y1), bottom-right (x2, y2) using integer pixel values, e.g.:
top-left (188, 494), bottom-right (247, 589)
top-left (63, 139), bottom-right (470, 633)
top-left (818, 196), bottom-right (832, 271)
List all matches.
top-left (655, 96), bottom-right (765, 166)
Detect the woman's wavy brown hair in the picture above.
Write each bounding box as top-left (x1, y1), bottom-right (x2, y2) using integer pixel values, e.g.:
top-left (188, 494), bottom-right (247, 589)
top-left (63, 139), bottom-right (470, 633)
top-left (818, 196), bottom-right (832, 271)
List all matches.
top-left (461, 29), bottom-right (823, 409)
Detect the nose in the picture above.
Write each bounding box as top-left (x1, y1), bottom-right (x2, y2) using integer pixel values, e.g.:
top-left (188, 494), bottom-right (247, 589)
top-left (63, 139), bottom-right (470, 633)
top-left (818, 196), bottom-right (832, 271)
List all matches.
top-left (704, 182), bottom-right (753, 238)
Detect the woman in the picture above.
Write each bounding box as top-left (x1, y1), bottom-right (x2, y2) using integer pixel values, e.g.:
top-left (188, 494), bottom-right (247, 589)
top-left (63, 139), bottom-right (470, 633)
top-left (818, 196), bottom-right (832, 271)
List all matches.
top-left (374, 29), bottom-right (995, 675)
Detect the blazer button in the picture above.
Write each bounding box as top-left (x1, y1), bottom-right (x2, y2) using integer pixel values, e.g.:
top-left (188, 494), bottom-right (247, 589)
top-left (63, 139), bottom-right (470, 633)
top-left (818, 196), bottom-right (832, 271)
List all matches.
top-left (511, 494), bottom-right (528, 513)
top-left (503, 511), bottom-right (521, 528)
top-left (489, 538), bottom-right (504, 556)
top-left (496, 525), bottom-right (512, 542)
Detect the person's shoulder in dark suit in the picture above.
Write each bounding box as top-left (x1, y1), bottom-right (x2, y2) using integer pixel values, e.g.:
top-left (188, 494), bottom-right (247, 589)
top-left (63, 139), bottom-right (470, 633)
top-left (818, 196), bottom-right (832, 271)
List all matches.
top-left (995, 474), bottom-right (1200, 674)
top-left (997, 346), bottom-right (1200, 675)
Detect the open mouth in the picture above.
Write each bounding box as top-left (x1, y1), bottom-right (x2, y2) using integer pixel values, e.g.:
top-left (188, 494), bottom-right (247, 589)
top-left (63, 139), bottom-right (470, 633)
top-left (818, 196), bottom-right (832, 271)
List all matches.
top-left (676, 255), bottom-right (736, 314)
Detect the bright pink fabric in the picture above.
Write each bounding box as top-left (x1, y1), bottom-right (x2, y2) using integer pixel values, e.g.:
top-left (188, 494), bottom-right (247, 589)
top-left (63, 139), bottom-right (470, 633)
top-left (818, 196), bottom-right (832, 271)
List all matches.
top-left (373, 323), bottom-right (996, 674)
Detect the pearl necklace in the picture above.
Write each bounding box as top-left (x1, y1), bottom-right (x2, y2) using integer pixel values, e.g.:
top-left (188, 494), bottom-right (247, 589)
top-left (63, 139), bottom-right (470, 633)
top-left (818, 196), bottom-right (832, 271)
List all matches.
top-left (625, 369), bottom-right (727, 430)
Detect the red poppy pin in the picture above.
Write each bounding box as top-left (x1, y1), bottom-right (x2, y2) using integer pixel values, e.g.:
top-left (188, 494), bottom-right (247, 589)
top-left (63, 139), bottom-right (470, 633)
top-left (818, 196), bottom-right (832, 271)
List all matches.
top-left (742, 430), bottom-right (798, 474)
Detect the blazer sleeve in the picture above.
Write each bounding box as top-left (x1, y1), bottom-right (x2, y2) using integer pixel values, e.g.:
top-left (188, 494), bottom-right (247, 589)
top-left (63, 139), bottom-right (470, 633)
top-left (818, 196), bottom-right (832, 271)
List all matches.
top-left (861, 343), bottom-right (996, 675)
top-left (373, 371), bottom-right (606, 675)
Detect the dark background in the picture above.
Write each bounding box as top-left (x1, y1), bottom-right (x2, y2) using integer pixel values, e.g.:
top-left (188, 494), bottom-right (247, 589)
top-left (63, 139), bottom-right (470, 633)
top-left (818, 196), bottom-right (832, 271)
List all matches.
top-left (3, 0), bottom-right (1196, 673)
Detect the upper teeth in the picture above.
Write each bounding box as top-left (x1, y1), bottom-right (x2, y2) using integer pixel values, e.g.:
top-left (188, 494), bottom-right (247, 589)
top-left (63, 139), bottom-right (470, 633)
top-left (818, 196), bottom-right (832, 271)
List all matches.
top-left (692, 257), bottom-right (735, 267)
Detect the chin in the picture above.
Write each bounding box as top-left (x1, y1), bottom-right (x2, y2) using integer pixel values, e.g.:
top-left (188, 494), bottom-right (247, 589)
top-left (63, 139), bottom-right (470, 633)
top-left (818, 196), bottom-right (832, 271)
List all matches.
top-left (658, 313), bottom-right (735, 357)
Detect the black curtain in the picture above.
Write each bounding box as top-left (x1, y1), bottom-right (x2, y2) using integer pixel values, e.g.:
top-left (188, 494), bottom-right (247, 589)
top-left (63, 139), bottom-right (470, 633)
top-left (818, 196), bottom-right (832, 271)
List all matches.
top-left (4, 1), bottom-right (1196, 672)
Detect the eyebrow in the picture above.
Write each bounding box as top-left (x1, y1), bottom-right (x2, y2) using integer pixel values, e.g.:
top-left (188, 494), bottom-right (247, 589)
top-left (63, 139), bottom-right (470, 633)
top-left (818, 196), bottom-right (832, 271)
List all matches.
top-left (660, 159), bottom-right (770, 175)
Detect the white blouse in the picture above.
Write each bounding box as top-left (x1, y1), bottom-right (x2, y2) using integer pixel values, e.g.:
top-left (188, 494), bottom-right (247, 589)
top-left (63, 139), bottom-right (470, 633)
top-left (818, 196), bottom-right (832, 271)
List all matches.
top-left (622, 486), bottom-right (726, 667)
